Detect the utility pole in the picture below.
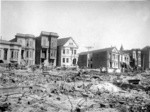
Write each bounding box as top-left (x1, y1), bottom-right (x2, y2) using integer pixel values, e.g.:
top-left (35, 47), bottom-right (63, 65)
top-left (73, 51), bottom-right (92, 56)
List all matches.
top-left (85, 46), bottom-right (93, 68)
top-left (85, 46), bottom-right (93, 52)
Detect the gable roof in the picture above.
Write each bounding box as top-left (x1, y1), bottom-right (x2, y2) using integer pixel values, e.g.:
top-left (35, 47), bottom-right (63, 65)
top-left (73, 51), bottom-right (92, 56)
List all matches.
top-left (80, 47), bottom-right (117, 55)
top-left (57, 37), bottom-right (71, 46)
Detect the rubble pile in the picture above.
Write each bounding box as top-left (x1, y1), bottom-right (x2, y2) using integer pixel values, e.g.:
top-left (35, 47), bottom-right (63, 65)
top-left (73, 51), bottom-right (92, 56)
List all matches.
top-left (1, 68), bottom-right (150, 112)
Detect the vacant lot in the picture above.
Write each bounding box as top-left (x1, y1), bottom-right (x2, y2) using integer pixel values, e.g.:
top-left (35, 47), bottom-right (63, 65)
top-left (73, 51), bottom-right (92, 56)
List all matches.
top-left (0, 67), bottom-right (150, 112)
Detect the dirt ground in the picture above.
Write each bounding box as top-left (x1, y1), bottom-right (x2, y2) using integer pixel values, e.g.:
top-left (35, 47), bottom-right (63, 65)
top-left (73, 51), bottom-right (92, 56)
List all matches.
top-left (1, 66), bottom-right (150, 112)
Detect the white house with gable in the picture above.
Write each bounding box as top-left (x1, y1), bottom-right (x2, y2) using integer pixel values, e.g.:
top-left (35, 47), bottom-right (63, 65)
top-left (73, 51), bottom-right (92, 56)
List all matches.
top-left (57, 37), bottom-right (78, 67)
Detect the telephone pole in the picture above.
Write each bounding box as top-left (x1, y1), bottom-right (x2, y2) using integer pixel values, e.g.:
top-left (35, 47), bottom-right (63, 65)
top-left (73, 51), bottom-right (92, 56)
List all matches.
top-left (85, 46), bottom-right (93, 52)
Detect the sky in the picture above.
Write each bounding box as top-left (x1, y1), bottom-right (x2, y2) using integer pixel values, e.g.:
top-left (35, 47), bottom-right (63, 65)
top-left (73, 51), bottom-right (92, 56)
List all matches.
top-left (1, 1), bottom-right (150, 53)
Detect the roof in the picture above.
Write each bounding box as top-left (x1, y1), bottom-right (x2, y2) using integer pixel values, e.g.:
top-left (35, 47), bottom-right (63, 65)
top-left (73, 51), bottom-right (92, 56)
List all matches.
top-left (57, 37), bottom-right (71, 46)
top-left (124, 48), bottom-right (141, 53)
top-left (79, 47), bottom-right (117, 55)
top-left (142, 46), bottom-right (150, 50)
top-left (9, 38), bottom-right (16, 42)
top-left (131, 48), bottom-right (141, 51)
top-left (0, 40), bottom-right (21, 46)
top-left (123, 50), bottom-right (132, 53)
top-left (15, 33), bottom-right (35, 39)
top-left (40, 31), bottom-right (59, 37)
top-left (119, 50), bottom-right (129, 55)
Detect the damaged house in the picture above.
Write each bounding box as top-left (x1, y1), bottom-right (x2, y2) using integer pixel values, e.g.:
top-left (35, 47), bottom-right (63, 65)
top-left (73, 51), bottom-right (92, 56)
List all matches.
top-left (35, 31), bottom-right (59, 66)
top-left (10, 33), bottom-right (35, 66)
top-left (119, 45), bottom-right (131, 72)
top-left (78, 47), bottom-right (121, 73)
top-left (0, 40), bottom-right (21, 64)
top-left (124, 49), bottom-right (141, 69)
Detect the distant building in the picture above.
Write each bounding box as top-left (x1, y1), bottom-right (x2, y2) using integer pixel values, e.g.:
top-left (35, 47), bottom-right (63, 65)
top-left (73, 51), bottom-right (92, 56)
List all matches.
top-left (141, 46), bottom-right (150, 70)
top-left (119, 52), bottom-right (130, 65)
top-left (119, 45), bottom-right (130, 72)
top-left (78, 47), bottom-right (121, 73)
top-left (57, 37), bottom-right (78, 67)
top-left (10, 33), bottom-right (36, 66)
top-left (35, 31), bottom-right (59, 66)
top-left (124, 49), bottom-right (141, 69)
top-left (0, 40), bottom-right (21, 64)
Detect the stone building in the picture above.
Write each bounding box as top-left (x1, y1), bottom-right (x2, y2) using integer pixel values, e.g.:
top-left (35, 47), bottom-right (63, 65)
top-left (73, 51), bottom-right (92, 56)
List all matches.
top-left (0, 40), bottom-right (21, 64)
top-left (35, 31), bottom-right (59, 66)
top-left (78, 47), bottom-right (121, 73)
top-left (57, 37), bottom-right (78, 67)
top-left (10, 33), bottom-right (35, 66)
top-left (141, 46), bottom-right (150, 70)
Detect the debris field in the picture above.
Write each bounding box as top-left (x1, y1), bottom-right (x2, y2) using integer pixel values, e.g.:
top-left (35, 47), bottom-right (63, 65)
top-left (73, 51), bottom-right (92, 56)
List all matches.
top-left (1, 67), bottom-right (150, 112)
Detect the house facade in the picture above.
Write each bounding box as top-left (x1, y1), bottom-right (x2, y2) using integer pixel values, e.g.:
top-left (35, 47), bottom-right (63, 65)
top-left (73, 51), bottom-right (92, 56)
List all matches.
top-left (119, 53), bottom-right (130, 65)
top-left (119, 45), bottom-right (130, 72)
top-left (141, 46), bottom-right (150, 70)
top-left (124, 49), bottom-right (141, 69)
top-left (78, 47), bottom-right (121, 73)
top-left (0, 40), bottom-right (21, 64)
top-left (10, 33), bottom-right (35, 66)
top-left (35, 31), bottom-right (59, 66)
top-left (57, 37), bottom-right (78, 67)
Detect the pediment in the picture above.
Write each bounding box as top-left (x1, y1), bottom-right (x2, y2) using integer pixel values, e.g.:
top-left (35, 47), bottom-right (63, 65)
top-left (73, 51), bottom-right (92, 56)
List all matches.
top-left (112, 47), bottom-right (118, 53)
top-left (64, 38), bottom-right (78, 48)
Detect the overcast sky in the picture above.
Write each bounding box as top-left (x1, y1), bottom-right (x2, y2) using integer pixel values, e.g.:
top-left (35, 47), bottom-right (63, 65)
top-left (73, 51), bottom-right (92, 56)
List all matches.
top-left (1, 1), bottom-right (150, 53)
